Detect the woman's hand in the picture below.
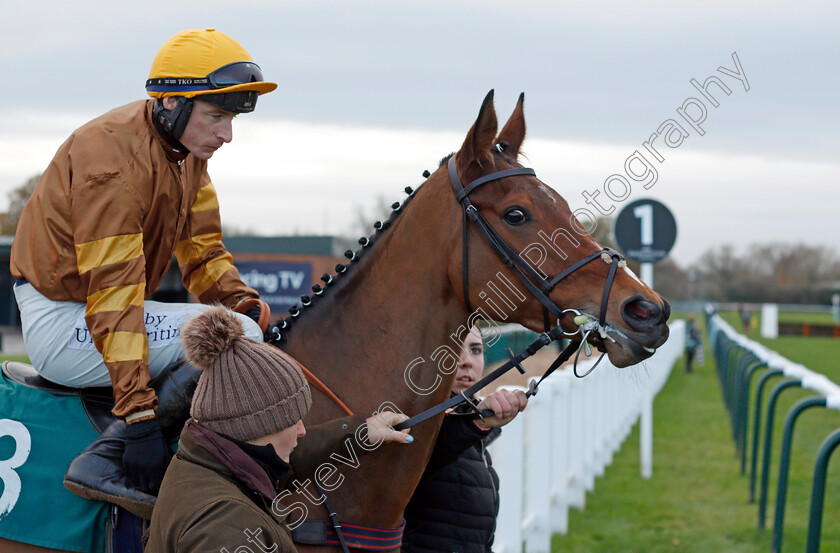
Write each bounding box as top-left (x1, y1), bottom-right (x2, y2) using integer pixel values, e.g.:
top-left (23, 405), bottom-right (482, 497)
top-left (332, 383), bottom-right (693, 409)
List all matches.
top-left (474, 388), bottom-right (528, 429)
top-left (365, 411), bottom-right (413, 444)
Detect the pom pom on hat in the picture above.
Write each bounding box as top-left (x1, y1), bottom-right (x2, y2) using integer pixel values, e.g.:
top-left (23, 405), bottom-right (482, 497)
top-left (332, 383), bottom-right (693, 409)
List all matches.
top-left (182, 305), bottom-right (312, 441)
top-left (181, 305), bottom-right (245, 370)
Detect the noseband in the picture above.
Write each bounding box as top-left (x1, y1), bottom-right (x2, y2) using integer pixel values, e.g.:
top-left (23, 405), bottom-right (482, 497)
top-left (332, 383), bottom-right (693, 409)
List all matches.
top-left (447, 154), bottom-right (624, 333)
top-left (395, 154), bottom-right (632, 431)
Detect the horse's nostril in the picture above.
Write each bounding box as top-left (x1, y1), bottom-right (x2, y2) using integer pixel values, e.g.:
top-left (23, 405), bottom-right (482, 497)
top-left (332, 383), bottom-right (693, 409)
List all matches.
top-left (628, 301), bottom-right (651, 319)
top-left (622, 297), bottom-right (663, 326)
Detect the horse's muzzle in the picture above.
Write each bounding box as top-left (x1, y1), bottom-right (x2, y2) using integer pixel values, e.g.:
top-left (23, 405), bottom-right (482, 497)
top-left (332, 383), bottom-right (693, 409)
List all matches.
top-left (620, 295), bottom-right (671, 346)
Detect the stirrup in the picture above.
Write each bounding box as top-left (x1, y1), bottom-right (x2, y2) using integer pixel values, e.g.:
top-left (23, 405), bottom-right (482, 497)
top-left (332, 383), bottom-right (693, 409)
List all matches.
top-left (63, 363), bottom-right (199, 519)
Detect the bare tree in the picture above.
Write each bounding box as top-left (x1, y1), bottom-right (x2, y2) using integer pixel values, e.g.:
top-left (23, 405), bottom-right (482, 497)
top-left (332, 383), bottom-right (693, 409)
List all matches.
top-left (0, 174), bottom-right (40, 235)
top-left (348, 195), bottom-right (396, 237)
top-left (690, 243), bottom-right (840, 304)
top-left (592, 216), bottom-right (617, 250)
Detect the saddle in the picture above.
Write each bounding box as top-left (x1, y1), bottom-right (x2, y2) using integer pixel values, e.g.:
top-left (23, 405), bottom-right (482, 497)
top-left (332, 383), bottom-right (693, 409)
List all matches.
top-left (2, 360), bottom-right (198, 520)
top-left (2, 361), bottom-right (116, 434)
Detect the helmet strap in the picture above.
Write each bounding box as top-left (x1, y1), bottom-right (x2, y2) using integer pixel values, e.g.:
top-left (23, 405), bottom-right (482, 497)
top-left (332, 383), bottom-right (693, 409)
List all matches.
top-left (152, 97), bottom-right (193, 149)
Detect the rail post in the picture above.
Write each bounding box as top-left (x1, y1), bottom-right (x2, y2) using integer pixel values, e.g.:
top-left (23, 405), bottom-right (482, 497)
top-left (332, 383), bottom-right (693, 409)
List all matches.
top-left (750, 369), bottom-right (783, 503)
top-left (771, 396), bottom-right (827, 553)
top-left (758, 379), bottom-right (802, 530)
top-left (728, 349), bottom-right (753, 439)
top-left (732, 354), bottom-right (760, 457)
top-left (492, 391), bottom-right (525, 553)
top-left (523, 381), bottom-right (551, 553)
top-left (566, 375), bottom-right (585, 510)
top-left (740, 361), bottom-right (768, 474)
top-left (549, 373), bottom-right (571, 535)
top-left (805, 427), bottom-right (840, 553)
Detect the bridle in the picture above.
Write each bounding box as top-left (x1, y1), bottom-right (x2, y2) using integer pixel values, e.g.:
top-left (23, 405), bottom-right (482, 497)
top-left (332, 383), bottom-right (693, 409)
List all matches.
top-left (447, 153), bottom-right (624, 340)
top-left (277, 150), bottom-right (631, 436)
top-left (393, 152), bottom-right (630, 431)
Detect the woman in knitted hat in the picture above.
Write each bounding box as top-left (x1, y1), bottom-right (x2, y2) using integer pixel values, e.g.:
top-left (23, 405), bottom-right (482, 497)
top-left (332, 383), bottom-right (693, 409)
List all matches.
top-left (146, 306), bottom-right (412, 552)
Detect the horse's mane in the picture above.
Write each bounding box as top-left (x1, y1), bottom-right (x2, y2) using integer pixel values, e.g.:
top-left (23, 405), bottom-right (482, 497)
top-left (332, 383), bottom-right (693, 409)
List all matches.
top-left (274, 145), bottom-right (515, 342)
top-left (272, 171), bottom-right (428, 342)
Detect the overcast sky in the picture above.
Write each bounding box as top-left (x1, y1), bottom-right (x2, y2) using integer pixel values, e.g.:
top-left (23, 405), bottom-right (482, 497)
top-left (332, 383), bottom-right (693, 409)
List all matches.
top-left (2, 0), bottom-right (838, 267)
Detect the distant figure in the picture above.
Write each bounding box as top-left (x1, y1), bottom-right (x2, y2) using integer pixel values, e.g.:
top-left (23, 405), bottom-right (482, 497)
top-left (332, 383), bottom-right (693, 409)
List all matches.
top-left (738, 304), bottom-right (751, 333)
top-left (684, 316), bottom-right (702, 373)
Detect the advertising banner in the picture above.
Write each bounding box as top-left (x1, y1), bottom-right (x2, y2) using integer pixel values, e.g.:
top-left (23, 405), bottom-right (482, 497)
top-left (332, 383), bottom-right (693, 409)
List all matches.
top-left (237, 261), bottom-right (312, 313)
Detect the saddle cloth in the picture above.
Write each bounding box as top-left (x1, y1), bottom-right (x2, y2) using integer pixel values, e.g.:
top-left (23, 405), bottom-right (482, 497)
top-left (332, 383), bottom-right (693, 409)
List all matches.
top-left (0, 361), bottom-right (109, 552)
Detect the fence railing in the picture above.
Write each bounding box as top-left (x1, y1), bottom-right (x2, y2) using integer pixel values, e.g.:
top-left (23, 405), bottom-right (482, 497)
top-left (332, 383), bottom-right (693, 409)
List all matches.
top-left (491, 319), bottom-right (685, 553)
top-left (708, 309), bottom-right (840, 553)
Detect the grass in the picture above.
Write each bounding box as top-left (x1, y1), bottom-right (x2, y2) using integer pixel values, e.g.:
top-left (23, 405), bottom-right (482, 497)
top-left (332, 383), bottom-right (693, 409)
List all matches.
top-left (551, 312), bottom-right (840, 553)
top-left (777, 311), bottom-right (838, 326)
top-left (718, 310), bottom-right (839, 376)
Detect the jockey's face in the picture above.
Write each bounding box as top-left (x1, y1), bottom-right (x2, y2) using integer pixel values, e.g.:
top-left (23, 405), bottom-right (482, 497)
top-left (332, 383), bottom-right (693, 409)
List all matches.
top-left (176, 98), bottom-right (236, 160)
top-left (452, 325), bottom-right (484, 395)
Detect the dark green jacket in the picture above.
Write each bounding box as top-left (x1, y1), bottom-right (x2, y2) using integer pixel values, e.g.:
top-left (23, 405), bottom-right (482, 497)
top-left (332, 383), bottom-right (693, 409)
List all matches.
top-left (146, 415), bottom-right (364, 553)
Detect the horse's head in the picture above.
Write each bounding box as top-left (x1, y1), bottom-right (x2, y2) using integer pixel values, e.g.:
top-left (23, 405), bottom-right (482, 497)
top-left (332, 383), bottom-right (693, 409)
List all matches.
top-left (441, 91), bottom-right (670, 367)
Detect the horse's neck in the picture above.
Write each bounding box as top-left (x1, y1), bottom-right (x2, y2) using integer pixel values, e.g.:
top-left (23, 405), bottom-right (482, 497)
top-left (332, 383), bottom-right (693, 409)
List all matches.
top-left (280, 184), bottom-right (470, 526)
top-left (284, 190), bottom-right (466, 420)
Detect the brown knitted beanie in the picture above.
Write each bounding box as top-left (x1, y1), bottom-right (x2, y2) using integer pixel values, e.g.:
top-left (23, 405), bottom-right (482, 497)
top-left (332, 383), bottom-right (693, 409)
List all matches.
top-left (181, 305), bottom-right (312, 442)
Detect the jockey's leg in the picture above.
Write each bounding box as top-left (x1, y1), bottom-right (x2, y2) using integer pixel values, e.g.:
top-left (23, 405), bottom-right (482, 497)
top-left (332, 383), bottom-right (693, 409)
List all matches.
top-left (14, 283), bottom-right (263, 519)
top-left (14, 282), bottom-right (262, 387)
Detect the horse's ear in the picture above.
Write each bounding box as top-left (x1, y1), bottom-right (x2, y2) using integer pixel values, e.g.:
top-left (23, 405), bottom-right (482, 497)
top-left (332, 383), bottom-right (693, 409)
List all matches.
top-left (497, 92), bottom-right (526, 157)
top-left (457, 90), bottom-right (498, 168)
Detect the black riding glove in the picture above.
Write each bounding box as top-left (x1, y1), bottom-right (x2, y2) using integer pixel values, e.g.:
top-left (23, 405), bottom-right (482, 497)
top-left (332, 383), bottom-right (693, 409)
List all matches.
top-left (123, 418), bottom-right (173, 495)
top-left (243, 304), bottom-right (261, 325)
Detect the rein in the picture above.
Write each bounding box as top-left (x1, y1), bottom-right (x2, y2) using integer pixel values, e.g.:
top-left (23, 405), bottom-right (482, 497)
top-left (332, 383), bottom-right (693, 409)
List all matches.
top-left (299, 364), bottom-right (354, 416)
top-left (395, 154), bottom-right (627, 428)
top-left (393, 325), bottom-right (578, 430)
top-left (286, 154), bottom-right (628, 429)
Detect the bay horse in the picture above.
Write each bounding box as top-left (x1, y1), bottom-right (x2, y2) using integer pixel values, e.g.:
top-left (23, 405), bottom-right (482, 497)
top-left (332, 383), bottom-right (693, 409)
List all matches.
top-left (0, 91), bottom-right (669, 553)
top-left (277, 91), bottom-right (669, 551)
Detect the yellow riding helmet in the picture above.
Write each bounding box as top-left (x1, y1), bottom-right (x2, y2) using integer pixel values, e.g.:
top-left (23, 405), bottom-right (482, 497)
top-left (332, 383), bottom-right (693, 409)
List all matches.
top-left (146, 28), bottom-right (277, 100)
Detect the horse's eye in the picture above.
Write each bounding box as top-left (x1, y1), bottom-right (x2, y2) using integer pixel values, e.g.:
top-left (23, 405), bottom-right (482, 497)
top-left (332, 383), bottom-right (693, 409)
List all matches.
top-left (503, 207), bottom-right (529, 225)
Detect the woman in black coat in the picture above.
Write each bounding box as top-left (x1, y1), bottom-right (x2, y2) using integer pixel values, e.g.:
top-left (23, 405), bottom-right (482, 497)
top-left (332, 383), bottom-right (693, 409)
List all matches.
top-left (403, 326), bottom-right (528, 553)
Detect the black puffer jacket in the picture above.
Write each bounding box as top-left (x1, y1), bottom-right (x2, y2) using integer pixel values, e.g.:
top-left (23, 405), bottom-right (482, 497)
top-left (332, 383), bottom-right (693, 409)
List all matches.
top-left (403, 408), bottom-right (501, 553)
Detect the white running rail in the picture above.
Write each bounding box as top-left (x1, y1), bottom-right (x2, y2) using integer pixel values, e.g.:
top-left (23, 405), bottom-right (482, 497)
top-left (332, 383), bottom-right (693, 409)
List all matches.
top-left (492, 320), bottom-right (685, 553)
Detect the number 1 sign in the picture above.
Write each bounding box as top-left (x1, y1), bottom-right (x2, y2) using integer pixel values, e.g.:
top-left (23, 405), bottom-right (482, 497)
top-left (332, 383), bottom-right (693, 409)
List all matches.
top-left (614, 199), bottom-right (677, 287)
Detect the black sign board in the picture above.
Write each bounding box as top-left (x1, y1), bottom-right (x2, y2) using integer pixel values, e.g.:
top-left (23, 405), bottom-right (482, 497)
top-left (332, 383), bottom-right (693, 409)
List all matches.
top-left (613, 199), bottom-right (677, 263)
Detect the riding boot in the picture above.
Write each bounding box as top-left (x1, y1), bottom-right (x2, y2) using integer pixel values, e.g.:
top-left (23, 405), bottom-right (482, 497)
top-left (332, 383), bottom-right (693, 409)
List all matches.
top-left (63, 363), bottom-right (201, 520)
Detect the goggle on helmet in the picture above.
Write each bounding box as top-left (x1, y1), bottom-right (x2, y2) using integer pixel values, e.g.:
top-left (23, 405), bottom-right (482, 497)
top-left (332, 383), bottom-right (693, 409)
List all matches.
top-left (146, 28), bottom-right (277, 113)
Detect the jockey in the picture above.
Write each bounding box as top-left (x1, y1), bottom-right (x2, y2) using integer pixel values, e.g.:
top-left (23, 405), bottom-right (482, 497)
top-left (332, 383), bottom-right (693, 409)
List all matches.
top-left (9, 28), bottom-right (275, 514)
